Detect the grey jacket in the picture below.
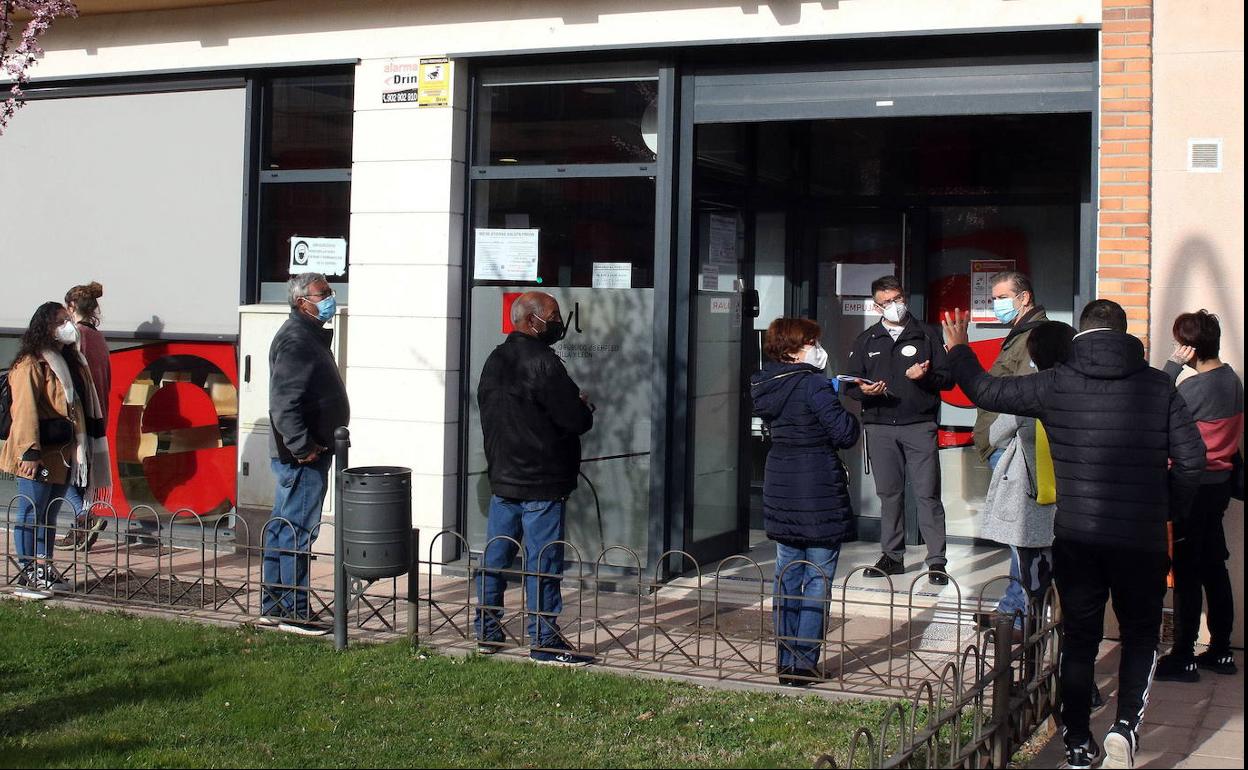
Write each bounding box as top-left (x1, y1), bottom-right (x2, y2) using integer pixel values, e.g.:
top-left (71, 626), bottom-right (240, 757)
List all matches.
top-left (980, 413), bottom-right (1055, 548)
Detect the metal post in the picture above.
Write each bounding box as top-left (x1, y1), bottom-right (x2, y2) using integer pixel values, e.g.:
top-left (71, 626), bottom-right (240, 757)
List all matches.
top-left (990, 615), bottom-right (1015, 768)
top-left (333, 426), bottom-right (351, 651)
top-left (407, 527), bottom-right (420, 649)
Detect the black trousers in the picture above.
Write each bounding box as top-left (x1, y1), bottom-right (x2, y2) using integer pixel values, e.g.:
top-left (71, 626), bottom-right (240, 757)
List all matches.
top-left (1053, 538), bottom-right (1169, 741)
top-left (1172, 480), bottom-right (1236, 656)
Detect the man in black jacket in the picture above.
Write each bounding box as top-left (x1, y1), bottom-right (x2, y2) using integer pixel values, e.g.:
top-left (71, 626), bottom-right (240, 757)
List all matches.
top-left (262, 272), bottom-right (350, 636)
top-left (942, 300), bottom-right (1205, 770)
top-left (843, 275), bottom-right (953, 584)
top-left (475, 291), bottom-right (595, 665)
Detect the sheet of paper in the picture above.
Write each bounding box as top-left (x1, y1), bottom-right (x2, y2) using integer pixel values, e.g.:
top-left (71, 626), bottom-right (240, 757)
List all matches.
top-left (592, 262), bottom-right (632, 289)
top-left (289, 236), bottom-right (347, 276)
top-left (971, 259), bottom-right (1016, 322)
top-left (708, 214), bottom-right (737, 268)
top-left (701, 263), bottom-right (720, 292)
top-left (836, 262), bottom-right (895, 297)
top-left (474, 229), bottom-right (540, 282)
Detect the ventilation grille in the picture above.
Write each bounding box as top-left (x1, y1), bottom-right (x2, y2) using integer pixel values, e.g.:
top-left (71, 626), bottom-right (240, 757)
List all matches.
top-left (1188, 138), bottom-right (1223, 172)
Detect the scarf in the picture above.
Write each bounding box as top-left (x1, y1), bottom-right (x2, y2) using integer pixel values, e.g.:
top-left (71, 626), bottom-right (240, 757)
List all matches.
top-left (40, 347), bottom-right (113, 503)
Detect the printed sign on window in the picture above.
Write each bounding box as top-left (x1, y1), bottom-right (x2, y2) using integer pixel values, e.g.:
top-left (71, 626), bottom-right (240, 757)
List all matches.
top-left (971, 259), bottom-right (1016, 322)
top-left (289, 236), bottom-right (347, 276)
top-left (474, 229), bottom-right (540, 282)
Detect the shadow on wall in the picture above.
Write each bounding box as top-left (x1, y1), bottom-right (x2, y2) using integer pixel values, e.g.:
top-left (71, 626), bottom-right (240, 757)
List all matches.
top-left (1154, 235), bottom-right (1242, 370)
top-left (47, 0), bottom-right (851, 52)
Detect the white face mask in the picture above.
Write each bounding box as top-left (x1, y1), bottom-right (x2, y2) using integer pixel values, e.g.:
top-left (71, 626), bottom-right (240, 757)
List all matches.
top-left (881, 301), bottom-right (908, 325)
top-left (803, 343), bottom-right (829, 370)
top-left (55, 321), bottom-right (79, 346)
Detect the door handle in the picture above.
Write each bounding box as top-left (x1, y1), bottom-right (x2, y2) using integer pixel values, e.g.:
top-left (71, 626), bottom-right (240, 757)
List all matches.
top-left (743, 289), bottom-right (760, 319)
top-left (243, 354), bottom-right (251, 383)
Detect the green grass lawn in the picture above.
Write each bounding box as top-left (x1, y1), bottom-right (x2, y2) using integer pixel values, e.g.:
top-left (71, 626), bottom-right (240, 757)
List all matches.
top-left (0, 599), bottom-right (891, 769)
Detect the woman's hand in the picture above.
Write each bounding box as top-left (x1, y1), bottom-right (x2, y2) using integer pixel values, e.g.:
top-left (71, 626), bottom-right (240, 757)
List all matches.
top-left (1169, 344), bottom-right (1195, 366)
top-left (18, 460), bottom-right (39, 479)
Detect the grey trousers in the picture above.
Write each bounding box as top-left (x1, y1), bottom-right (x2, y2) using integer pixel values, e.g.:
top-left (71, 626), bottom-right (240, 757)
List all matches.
top-left (866, 422), bottom-right (947, 567)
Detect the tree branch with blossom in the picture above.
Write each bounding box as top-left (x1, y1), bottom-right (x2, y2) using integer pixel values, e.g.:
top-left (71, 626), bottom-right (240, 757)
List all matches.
top-left (1, 0), bottom-right (78, 134)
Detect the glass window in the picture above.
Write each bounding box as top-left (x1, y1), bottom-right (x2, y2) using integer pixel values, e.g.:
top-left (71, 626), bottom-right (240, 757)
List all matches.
top-left (263, 73), bottom-right (354, 170)
top-left (258, 182), bottom-right (352, 287)
top-left (255, 70), bottom-right (353, 303)
top-left (474, 80), bottom-right (659, 165)
top-left (471, 177), bottom-right (657, 288)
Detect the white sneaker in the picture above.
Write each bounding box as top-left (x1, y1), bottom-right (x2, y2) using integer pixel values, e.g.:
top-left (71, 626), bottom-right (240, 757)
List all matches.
top-left (277, 620), bottom-right (329, 637)
top-left (1102, 721), bottom-right (1137, 769)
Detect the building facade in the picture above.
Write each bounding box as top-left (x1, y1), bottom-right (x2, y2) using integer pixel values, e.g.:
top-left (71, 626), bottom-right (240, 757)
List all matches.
top-left (1, 0), bottom-right (1242, 642)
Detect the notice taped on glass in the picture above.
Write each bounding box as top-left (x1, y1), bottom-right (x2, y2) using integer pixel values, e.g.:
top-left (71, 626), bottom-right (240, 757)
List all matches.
top-left (970, 259), bottom-right (1016, 322)
top-left (474, 228), bottom-right (540, 282)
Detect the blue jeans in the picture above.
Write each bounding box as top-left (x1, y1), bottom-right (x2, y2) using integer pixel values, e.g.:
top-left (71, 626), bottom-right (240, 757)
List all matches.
top-left (774, 542), bottom-right (841, 672)
top-left (14, 477), bottom-right (69, 567)
top-left (262, 455), bottom-right (331, 619)
top-left (474, 496), bottom-right (566, 647)
top-left (63, 485), bottom-right (87, 520)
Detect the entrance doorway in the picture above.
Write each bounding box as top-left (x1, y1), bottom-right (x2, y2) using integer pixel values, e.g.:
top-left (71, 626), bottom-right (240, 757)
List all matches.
top-left (682, 113), bottom-right (1091, 565)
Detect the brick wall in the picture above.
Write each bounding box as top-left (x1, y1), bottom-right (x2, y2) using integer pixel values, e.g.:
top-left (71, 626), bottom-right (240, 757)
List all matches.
top-left (1098, 0), bottom-right (1154, 348)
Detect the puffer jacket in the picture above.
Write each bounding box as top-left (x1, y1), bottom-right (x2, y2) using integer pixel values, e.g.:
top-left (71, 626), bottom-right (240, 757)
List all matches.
top-left (479, 332), bottom-right (593, 501)
top-left (750, 362), bottom-right (860, 547)
top-left (972, 307), bottom-right (1049, 462)
top-left (948, 329), bottom-right (1206, 552)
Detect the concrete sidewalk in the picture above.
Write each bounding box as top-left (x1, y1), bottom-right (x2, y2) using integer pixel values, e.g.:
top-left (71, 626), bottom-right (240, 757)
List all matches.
top-left (1028, 641), bottom-right (1244, 768)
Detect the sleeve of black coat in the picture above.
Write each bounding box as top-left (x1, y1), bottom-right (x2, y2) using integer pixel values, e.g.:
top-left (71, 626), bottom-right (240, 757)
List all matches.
top-left (806, 377), bottom-right (860, 450)
top-left (535, 357), bottom-right (594, 437)
top-left (947, 345), bottom-right (1049, 418)
top-left (269, 336), bottom-right (318, 459)
top-left (1166, 386), bottom-right (1206, 523)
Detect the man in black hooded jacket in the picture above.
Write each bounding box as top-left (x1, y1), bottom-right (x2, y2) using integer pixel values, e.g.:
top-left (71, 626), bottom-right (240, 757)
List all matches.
top-left (942, 299), bottom-right (1205, 770)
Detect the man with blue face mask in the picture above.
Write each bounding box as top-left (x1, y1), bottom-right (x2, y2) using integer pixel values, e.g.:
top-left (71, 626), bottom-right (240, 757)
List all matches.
top-left (260, 272), bottom-right (350, 636)
top-left (971, 272), bottom-right (1047, 468)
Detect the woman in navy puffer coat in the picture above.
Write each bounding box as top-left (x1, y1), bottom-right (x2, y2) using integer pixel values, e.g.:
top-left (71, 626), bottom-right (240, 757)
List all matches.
top-left (750, 317), bottom-right (859, 685)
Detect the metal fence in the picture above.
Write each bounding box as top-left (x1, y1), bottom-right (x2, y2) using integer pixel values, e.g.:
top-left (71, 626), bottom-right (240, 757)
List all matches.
top-left (3, 497), bottom-right (1060, 767)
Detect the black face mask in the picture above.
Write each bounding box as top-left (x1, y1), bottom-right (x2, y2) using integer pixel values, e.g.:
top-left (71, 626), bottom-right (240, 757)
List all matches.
top-left (533, 314), bottom-right (567, 346)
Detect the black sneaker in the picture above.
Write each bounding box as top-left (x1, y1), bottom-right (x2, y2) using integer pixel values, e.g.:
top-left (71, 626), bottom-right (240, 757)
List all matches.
top-left (928, 564), bottom-right (949, 586)
top-left (1195, 649), bottom-right (1237, 675)
top-left (529, 638), bottom-right (594, 667)
top-left (1062, 736), bottom-right (1102, 769)
top-left (865, 555), bottom-right (904, 578)
top-left (1102, 720), bottom-right (1138, 769)
top-left (1154, 653), bottom-right (1200, 682)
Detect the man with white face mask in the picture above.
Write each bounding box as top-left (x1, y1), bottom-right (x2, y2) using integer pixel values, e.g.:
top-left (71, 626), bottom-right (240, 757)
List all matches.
top-left (843, 275), bottom-right (953, 584)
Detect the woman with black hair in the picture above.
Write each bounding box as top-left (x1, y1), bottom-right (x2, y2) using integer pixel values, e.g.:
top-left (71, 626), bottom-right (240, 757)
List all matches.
top-left (0, 302), bottom-right (110, 595)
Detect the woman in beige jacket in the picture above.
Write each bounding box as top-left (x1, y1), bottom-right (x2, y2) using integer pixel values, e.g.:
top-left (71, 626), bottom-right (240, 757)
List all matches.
top-left (1, 302), bottom-right (110, 594)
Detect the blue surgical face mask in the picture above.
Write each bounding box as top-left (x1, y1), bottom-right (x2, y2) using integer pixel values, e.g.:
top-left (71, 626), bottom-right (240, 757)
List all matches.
top-left (992, 296), bottom-right (1019, 324)
top-left (309, 294), bottom-right (336, 323)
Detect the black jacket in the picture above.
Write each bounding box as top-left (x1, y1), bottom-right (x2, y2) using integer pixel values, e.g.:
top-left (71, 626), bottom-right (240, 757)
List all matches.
top-left (479, 332), bottom-right (594, 501)
top-left (269, 311), bottom-right (351, 464)
top-left (948, 330), bottom-right (1206, 552)
top-left (751, 362), bottom-right (860, 547)
top-left (843, 317), bottom-right (952, 425)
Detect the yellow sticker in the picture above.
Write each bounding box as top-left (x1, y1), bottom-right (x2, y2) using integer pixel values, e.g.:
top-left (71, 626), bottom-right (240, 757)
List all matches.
top-left (418, 57), bottom-right (451, 108)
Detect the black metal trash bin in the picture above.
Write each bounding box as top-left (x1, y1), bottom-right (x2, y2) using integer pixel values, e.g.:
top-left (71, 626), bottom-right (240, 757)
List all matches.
top-left (340, 466), bottom-right (411, 580)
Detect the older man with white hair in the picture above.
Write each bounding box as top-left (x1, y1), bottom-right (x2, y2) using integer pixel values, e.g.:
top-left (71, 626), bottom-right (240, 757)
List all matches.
top-left (260, 272), bottom-right (350, 636)
top-left (475, 291), bottom-right (595, 665)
